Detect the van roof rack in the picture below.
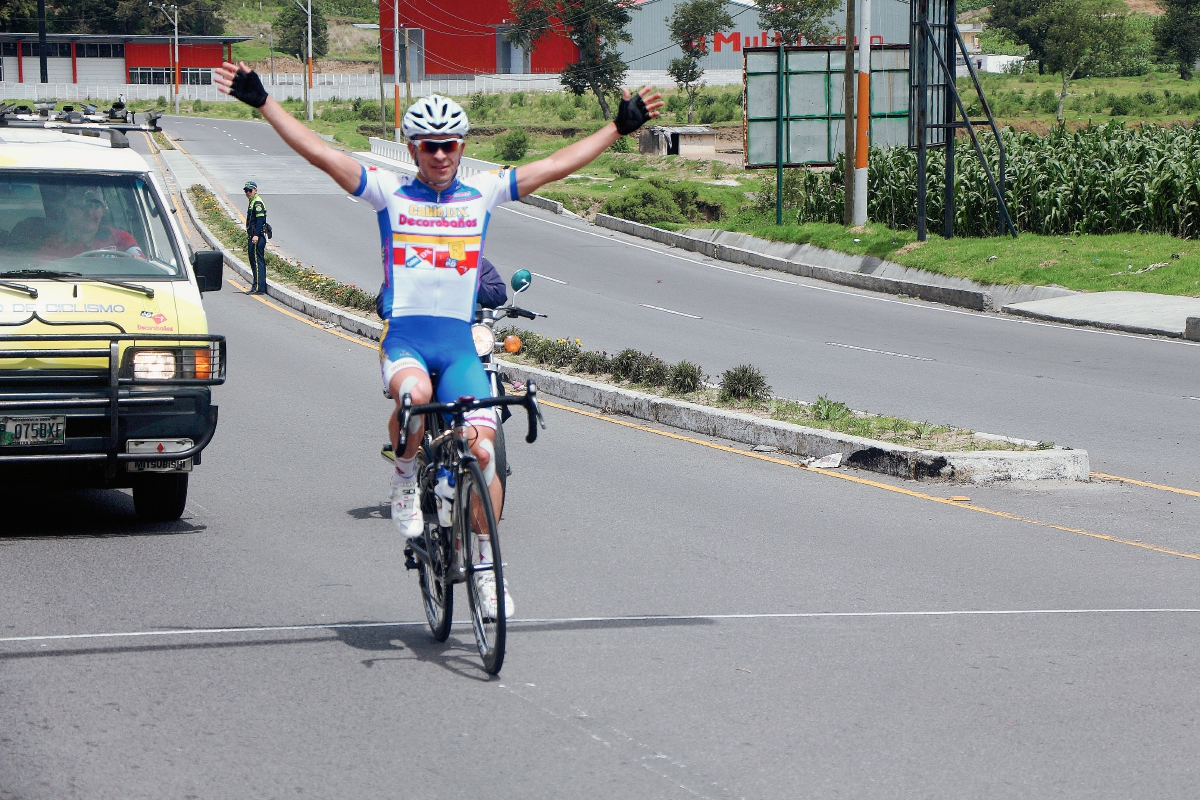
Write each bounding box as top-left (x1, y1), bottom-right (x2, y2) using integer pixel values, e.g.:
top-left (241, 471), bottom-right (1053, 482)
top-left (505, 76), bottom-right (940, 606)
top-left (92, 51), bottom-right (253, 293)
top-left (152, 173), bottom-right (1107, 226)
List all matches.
top-left (0, 104), bottom-right (161, 148)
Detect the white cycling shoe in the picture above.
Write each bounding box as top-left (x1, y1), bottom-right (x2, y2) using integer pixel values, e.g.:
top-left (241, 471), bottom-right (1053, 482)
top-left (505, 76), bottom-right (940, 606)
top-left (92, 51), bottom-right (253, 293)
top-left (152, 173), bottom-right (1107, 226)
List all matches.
top-left (389, 474), bottom-right (424, 539)
top-left (474, 571), bottom-right (514, 619)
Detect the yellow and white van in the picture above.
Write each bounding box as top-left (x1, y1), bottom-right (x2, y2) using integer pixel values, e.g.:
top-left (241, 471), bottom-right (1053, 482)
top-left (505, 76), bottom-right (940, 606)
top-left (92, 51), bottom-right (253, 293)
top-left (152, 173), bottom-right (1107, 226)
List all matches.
top-left (0, 123), bottom-right (226, 523)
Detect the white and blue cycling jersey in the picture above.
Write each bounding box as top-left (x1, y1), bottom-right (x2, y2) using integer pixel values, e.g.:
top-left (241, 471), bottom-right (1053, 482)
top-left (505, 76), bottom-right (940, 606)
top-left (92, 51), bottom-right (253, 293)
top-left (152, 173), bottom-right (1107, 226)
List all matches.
top-left (353, 164), bottom-right (519, 322)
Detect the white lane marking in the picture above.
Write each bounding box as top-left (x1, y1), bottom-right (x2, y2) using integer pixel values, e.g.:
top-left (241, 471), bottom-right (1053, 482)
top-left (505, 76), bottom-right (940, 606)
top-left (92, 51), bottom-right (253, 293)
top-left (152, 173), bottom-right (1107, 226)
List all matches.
top-left (530, 271), bottom-right (566, 284)
top-left (497, 205), bottom-right (1200, 348)
top-left (1187, 396), bottom-right (1200, 401)
top-left (827, 342), bottom-right (934, 361)
top-left (345, 195), bottom-right (358, 203)
top-left (3, 608), bottom-right (1198, 645)
top-left (641, 304), bottom-right (701, 319)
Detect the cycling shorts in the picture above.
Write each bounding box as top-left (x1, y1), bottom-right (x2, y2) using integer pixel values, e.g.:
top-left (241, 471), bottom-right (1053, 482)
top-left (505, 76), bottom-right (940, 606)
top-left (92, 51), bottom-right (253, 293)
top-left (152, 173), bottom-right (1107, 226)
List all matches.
top-left (380, 315), bottom-right (496, 430)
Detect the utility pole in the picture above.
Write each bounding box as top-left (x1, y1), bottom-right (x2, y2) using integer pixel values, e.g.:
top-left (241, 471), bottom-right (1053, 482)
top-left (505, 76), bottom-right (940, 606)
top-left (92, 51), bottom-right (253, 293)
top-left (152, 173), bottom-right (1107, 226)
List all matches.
top-left (307, 0), bottom-right (312, 120)
top-left (293, 0), bottom-right (314, 120)
top-left (151, 3), bottom-right (180, 115)
top-left (852, 0), bottom-right (870, 226)
top-left (378, 40), bottom-right (387, 135)
top-left (404, 28), bottom-right (411, 111)
top-left (261, 30), bottom-right (275, 84)
top-left (842, 0), bottom-right (855, 226)
top-left (392, 0), bottom-right (401, 141)
top-left (37, 0), bottom-right (48, 84)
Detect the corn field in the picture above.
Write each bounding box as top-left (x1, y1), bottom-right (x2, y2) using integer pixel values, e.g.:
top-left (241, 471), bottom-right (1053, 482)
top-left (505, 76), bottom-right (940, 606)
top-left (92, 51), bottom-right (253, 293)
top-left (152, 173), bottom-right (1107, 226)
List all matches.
top-left (762, 123), bottom-right (1200, 238)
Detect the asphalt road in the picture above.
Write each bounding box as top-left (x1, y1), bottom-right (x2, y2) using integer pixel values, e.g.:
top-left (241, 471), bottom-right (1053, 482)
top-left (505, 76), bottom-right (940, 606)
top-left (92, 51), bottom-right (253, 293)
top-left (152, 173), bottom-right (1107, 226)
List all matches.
top-left (4, 118), bottom-right (1198, 797)
top-left (4, 256), bottom-right (1200, 797)
top-left (159, 115), bottom-right (1200, 489)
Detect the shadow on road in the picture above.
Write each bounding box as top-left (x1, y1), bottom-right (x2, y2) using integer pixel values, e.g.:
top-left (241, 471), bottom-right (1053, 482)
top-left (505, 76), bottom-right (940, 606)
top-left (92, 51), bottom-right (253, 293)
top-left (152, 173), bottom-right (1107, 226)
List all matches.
top-left (0, 489), bottom-right (204, 540)
top-left (333, 622), bottom-right (493, 681)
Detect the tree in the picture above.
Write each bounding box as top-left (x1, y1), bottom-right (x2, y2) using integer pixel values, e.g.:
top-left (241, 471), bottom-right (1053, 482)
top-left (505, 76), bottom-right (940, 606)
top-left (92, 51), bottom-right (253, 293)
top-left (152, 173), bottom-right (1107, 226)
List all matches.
top-left (0, 0), bottom-right (37, 32)
top-left (666, 0), bottom-right (733, 123)
top-left (1037, 0), bottom-right (1125, 124)
top-left (1155, 0), bottom-right (1200, 80)
top-left (989, 0), bottom-right (1052, 73)
top-left (276, 1), bottom-right (329, 61)
top-left (752, 0), bottom-right (839, 45)
top-left (508, 0), bottom-right (633, 119)
top-left (49, 0), bottom-right (221, 35)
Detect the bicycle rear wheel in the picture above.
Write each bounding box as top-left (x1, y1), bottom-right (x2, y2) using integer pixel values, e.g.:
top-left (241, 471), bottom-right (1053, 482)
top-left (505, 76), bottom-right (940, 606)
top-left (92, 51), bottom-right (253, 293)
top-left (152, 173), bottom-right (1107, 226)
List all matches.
top-left (457, 460), bottom-right (505, 674)
top-left (416, 448), bottom-right (453, 641)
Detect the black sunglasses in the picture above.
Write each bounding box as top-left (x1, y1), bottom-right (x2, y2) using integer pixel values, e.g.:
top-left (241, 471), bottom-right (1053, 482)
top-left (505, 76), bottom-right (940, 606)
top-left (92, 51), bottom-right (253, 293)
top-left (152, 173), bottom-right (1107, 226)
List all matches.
top-left (414, 138), bottom-right (463, 154)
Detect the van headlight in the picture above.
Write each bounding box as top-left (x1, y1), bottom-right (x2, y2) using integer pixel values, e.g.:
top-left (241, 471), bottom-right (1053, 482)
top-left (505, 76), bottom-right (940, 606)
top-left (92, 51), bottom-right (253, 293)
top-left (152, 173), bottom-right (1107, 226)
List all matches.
top-left (132, 350), bottom-right (177, 380)
top-left (471, 324), bottom-right (495, 357)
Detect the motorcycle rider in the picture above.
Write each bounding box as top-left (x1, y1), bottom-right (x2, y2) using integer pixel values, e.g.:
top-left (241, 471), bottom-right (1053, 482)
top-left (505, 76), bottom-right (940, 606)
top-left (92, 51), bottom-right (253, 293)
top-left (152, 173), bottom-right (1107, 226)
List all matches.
top-left (215, 61), bottom-right (661, 616)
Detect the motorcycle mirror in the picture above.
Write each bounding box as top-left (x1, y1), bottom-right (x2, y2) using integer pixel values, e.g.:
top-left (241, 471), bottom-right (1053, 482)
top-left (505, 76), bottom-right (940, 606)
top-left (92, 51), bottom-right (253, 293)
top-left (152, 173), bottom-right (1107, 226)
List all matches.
top-left (511, 269), bottom-right (532, 293)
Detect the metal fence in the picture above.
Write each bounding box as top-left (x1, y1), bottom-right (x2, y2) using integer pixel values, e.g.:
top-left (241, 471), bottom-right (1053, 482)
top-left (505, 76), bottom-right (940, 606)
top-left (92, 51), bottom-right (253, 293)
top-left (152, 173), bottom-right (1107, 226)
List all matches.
top-left (1, 68), bottom-right (742, 104)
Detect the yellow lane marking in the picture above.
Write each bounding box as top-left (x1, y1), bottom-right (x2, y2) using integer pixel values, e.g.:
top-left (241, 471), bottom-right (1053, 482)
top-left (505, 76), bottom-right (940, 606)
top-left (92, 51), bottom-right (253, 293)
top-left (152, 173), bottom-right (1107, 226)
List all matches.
top-left (227, 276), bottom-right (377, 350)
top-left (538, 399), bottom-right (1200, 563)
top-left (1091, 472), bottom-right (1200, 499)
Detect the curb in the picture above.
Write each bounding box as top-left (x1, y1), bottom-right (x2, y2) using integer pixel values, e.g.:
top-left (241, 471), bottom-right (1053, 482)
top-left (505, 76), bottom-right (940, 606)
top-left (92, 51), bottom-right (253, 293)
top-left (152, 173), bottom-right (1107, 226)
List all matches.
top-left (592, 215), bottom-right (993, 311)
top-left (1184, 316), bottom-right (1200, 341)
top-left (497, 362), bottom-right (1089, 484)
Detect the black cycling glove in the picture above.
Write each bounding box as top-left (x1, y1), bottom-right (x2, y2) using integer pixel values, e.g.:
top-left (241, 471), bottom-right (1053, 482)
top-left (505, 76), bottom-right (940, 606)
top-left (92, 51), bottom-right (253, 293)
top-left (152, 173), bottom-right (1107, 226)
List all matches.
top-left (614, 93), bottom-right (652, 135)
top-left (229, 67), bottom-right (269, 109)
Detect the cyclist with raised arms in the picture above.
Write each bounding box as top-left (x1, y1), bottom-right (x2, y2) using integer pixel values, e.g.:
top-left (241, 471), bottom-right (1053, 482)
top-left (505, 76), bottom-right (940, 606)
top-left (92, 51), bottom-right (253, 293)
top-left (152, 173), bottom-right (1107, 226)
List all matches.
top-left (215, 62), bottom-right (662, 614)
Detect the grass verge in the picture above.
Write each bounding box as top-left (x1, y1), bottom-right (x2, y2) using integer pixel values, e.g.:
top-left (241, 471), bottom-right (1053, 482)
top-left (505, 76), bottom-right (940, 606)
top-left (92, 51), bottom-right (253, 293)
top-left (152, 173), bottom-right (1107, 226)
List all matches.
top-left (691, 216), bottom-right (1200, 296)
top-left (496, 330), bottom-right (1043, 453)
top-left (187, 184), bottom-right (378, 314)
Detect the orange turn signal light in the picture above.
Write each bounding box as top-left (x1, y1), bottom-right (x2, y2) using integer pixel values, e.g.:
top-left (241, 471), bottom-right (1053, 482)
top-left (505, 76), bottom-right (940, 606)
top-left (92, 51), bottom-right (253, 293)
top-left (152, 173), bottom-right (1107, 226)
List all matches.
top-left (193, 348), bottom-right (212, 379)
top-left (503, 335), bottom-right (522, 353)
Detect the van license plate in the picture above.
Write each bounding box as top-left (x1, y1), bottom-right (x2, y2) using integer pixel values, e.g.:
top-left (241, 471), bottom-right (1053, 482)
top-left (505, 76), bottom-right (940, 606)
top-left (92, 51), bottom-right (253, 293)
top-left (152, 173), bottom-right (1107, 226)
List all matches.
top-left (0, 416), bottom-right (67, 446)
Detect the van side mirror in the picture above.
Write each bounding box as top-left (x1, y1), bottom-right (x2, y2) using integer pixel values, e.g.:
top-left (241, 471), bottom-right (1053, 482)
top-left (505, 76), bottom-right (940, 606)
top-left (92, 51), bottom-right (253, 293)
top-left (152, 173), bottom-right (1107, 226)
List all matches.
top-left (192, 251), bottom-right (224, 292)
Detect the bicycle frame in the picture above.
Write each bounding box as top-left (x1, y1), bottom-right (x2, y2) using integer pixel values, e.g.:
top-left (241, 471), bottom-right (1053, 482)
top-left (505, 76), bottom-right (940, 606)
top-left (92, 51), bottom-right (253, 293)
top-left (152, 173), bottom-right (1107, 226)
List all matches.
top-left (398, 384), bottom-right (543, 580)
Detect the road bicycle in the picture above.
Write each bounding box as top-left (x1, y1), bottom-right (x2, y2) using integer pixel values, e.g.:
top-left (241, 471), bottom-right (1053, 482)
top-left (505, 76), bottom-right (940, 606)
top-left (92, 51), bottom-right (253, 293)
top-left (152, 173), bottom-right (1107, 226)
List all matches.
top-left (383, 386), bottom-right (543, 674)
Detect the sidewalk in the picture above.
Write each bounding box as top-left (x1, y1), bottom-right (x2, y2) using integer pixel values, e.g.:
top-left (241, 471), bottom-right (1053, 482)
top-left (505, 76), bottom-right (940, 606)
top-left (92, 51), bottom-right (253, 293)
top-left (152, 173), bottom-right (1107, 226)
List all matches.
top-left (1004, 292), bottom-right (1200, 338)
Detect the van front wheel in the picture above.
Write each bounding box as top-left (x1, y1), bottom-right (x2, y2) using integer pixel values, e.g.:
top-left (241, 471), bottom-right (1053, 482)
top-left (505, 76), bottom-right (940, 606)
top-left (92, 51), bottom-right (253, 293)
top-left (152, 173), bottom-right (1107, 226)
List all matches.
top-left (133, 473), bottom-right (189, 523)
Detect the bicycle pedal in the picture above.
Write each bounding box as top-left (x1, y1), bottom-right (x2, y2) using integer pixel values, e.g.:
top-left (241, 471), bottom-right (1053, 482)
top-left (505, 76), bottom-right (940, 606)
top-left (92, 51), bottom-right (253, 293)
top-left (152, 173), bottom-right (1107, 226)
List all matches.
top-left (403, 545), bottom-right (419, 571)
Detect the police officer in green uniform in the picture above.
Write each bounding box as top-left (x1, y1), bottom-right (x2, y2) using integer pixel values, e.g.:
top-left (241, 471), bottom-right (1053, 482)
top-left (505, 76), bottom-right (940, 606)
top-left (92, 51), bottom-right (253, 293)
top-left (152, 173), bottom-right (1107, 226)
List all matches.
top-left (244, 180), bottom-right (268, 294)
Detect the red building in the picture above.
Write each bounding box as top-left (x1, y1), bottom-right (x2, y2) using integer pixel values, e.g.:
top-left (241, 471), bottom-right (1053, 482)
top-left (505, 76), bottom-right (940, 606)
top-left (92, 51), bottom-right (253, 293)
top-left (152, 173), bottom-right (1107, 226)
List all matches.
top-left (378, 0), bottom-right (577, 79)
top-left (0, 34), bottom-right (246, 85)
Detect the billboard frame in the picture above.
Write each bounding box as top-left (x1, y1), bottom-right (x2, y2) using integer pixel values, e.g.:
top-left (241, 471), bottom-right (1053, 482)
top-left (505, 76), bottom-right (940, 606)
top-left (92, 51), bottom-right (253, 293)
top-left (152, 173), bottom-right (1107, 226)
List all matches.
top-left (742, 43), bottom-right (910, 171)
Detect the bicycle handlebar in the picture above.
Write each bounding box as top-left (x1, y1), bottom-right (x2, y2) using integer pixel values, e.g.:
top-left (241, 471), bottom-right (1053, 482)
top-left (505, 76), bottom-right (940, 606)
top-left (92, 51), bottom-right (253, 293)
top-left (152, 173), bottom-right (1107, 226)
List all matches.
top-left (397, 380), bottom-right (546, 449)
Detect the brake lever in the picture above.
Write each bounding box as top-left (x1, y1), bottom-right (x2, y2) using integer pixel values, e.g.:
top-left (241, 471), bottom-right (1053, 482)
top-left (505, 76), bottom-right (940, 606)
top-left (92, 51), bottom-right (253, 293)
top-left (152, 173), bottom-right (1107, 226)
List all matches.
top-left (524, 381), bottom-right (545, 443)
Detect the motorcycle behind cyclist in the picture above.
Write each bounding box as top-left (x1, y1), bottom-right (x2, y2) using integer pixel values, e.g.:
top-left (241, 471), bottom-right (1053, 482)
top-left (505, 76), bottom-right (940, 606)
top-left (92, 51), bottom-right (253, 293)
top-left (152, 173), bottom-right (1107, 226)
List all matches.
top-left (214, 61), bottom-right (662, 616)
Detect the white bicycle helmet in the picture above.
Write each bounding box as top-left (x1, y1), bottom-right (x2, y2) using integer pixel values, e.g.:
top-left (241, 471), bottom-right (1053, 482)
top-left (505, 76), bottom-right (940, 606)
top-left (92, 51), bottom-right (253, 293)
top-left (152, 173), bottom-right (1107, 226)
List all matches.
top-left (402, 94), bottom-right (470, 139)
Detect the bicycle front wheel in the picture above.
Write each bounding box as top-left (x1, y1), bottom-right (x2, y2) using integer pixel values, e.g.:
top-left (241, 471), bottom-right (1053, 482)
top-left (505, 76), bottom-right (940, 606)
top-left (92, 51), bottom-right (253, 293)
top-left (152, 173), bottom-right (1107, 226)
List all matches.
top-left (457, 460), bottom-right (506, 674)
top-left (416, 448), bottom-right (453, 641)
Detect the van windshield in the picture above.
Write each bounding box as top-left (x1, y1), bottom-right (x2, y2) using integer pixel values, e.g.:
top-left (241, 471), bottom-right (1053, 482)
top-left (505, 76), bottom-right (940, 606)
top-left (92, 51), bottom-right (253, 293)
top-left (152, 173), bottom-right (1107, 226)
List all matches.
top-left (0, 171), bottom-right (183, 278)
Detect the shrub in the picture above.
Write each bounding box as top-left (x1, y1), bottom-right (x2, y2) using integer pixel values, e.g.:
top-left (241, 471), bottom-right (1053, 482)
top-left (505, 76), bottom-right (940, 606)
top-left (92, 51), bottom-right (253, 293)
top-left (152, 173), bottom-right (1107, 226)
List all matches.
top-left (667, 361), bottom-right (706, 394)
top-left (356, 100), bottom-right (381, 120)
top-left (573, 350), bottom-right (610, 374)
top-left (812, 395), bottom-right (850, 421)
top-left (719, 364), bottom-right (771, 403)
top-left (1109, 95), bottom-right (1133, 116)
top-left (1137, 90), bottom-right (1159, 107)
top-left (601, 183), bottom-right (684, 224)
top-left (610, 161), bottom-right (638, 178)
top-left (609, 134), bottom-right (631, 152)
top-left (639, 356), bottom-right (669, 387)
top-left (610, 348), bottom-right (651, 382)
top-left (510, 91), bottom-right (526, 107)
top-left (557, 105), bottom-right (577, 121)
top-left (191, 99), bottom-right (206, 112)
top-left (497, 128), bottom-right (530, 161)
top-left (524, 335), bottom-right (581, 367)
